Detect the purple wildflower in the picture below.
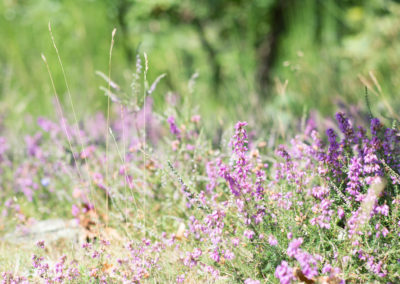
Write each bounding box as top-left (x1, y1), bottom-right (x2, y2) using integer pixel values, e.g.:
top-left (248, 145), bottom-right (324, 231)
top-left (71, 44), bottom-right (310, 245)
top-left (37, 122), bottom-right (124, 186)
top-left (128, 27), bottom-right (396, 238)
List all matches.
top-left (268, 235), bottom-right (278, 246)
top-left (167, 116), bottom-right (181, 139)
top-left (287, 238), bottom-right (303, 257)
top-left (176, 274), bottom-right (185, 283)
top-left (275, 261), bottom-right (295, 284)
top-left (244, 279), bottom-right (260, 284)
top-left (244, 230), bottom-right (255, 240)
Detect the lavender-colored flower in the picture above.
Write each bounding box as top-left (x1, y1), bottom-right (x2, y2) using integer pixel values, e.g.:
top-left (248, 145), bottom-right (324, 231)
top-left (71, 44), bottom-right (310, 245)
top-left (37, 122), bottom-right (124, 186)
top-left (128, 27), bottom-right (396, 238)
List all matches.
top-left (232, 238), bottom-right (240, 247)
top-left (25, 133), bottom-right (42, 158)
top-left (381, 227), bottom-right (389, 237)
top-left (335, 112), bottom-right (354, 142)
top-left (36, 240), bottom-right (45, 249)
top-left (326, 128), bottom-right (343, 177)
top-left (210, 248), bottom-right (220, 262)
top-left (346, 157), bottom-right (363, 196)
top-left (192, 248), bottom-right (202, 259)
top-left (206, 161), bottom-right (218, 193)
top-left (322, 263), bottom-right (332, 274)
top-left (191, 115), bottom-right (201, 123)
top-left (295, 251), bottom-right (318, 279)
top-left (375, 204), bottom-right (389, 216)
top-left (244, 230), bottom-right (255, 240)
top-left (338, 207), bottom-right (345, 219)
top-left (176, 274), bottom-right (185, 283)
top-left (167, 116), bottom-right (181, 139)
top-left (370, 118), bottom-right (382, 136)
top-left (275, 261), bottom-right (295, 284)
top-left (244, 278), bottom-right (260, 284)
top-left (224, 250), bottom-right (235, 260)
top-left (287, 238), bottom-right (303, 257)
top-left (218, 163), bottom-right (241, 197)
top-left (268, 235), bottom-right (278, 246)
top-left (71, 204), bottom-right (80, 217)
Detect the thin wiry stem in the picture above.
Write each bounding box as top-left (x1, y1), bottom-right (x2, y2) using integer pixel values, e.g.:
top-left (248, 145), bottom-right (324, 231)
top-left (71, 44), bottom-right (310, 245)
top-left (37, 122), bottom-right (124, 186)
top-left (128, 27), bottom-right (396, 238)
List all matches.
top-left (143, 53), bottom-right (148, 238)
top-left (41, 54), bottom-right (82, 181)
top-left (108, 127), bottom-right (138, 212)
top-left (48, 22), bottom-right (99, 232)
top-left (105, 28), bottom-right (117, 228)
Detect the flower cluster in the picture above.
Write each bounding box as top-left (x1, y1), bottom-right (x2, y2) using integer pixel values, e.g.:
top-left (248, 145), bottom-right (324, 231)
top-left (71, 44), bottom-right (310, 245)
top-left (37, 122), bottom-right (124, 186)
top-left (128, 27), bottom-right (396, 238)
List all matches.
top-left (1, 102), bottom-right (399, 283)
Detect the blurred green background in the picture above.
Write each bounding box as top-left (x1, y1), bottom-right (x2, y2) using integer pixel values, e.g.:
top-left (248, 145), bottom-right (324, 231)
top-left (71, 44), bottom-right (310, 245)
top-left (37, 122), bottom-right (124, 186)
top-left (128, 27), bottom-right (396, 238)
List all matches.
top-left (1, 0), bottom-right (400, 130)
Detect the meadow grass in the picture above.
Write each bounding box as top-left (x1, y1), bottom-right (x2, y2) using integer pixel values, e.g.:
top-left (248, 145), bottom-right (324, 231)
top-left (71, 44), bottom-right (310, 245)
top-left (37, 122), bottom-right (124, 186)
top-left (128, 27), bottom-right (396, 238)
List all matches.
top-left (0, 48), bottom-right (399, 282)
top-left (1, 15), bottom-right (400, 283)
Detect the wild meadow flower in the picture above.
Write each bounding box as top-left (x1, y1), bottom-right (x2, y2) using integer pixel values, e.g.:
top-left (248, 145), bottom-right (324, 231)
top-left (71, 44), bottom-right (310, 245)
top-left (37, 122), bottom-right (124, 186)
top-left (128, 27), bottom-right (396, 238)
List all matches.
top-left (191, 115), bottom-right (201, 124)
top-left (244, 278), bottom-right (260, 284)
top-left (206, 161), bottom-right (218, 193)
top-left (231, 237), bottom-right (240, 247)
top-left (337, 207), bottom-right (345, 219)
top-left (244, 230), bottom-right (255, 240)
top-left (36, 240), bottom-right (45, 249)
top-left (1, 272), bottom-right (28, 284)
top-left (176, 274), bottom-right (185, 283)
top-left (1, 95), bottom-right (399, 284)
top-left (294, 251), bottom-right (318, 279)
top-left (167, 116), bottom-right (181, 139)
top-left (268, 235), bottom-right (278, 246)
top-left (210, 249), bottom-right (220, 262)
top-left (224, 249), bottom-right (235, 260)
top-left (370, 118), bottom-right (382, 136)
top-left (287, 238), bottom-right (303, 257)
top-left (335, 112), bottom-right (354, 142)
top-left (275, 261), bottom-right (295, 284)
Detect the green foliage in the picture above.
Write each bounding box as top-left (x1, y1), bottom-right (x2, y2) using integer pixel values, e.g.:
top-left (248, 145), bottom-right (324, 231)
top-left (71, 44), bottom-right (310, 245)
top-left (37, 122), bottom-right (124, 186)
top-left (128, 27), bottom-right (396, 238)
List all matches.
top-left (2, 1), bottom-right (400, 131)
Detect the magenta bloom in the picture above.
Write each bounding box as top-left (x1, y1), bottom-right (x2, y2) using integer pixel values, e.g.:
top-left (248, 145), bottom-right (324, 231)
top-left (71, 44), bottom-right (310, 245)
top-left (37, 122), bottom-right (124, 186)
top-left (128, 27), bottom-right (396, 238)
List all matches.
top-left (338, 207), bottom-right (345, 219)
top-left (71, 204), bottom-right (80, 217)
top-left (176, 274), bottom-right (185, 283)
top-left (275, 261), bottom-right (295, 284)
top-left (232, 237), bottom-right (240, 247)
top-left (167, 116), bottom-right (181, 139)
top-left (210, 249), bottom-right (220, 262)
top-left (287, 238), bottom-right (303, 257)
top-left (244, 230), bottom-right (255, 240)
top-left (224, 250), bottom-right (235, 260)
top-left (244, 278), bottom-right (260, 284)
top-left (36, 240), bottom-right (45, 249)
top-left (268, 235), bottom-right (278, 246)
